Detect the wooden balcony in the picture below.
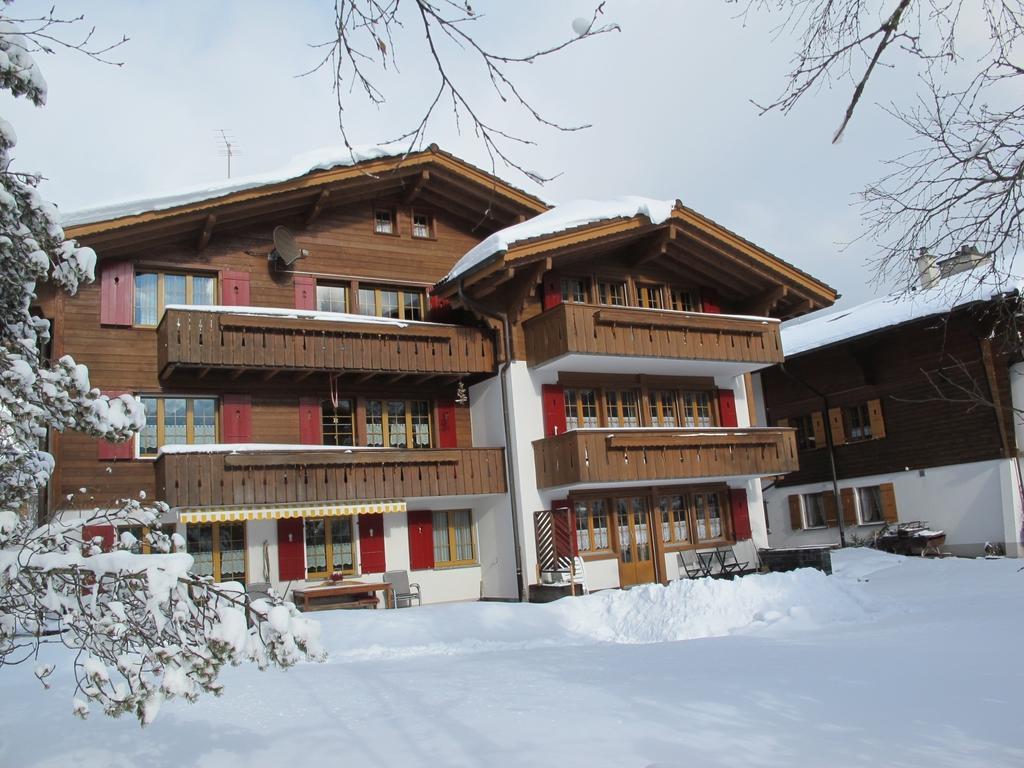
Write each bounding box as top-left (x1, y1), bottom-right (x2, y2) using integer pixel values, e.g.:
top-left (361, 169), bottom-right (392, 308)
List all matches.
top-left (155, 446), bottom-right (507, 508)
top-left (157, 307), bottom-right (496, 381)
top-left (523, 302), bottom-right (783, 370)
top-left (532, 427), bottom-right (798, 489)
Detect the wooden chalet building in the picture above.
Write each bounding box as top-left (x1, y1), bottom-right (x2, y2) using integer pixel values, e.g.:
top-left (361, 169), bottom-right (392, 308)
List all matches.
top-left (757, 258), bottom-right (1024, 558)
top-left (45, 146), bottom-right (836, 603)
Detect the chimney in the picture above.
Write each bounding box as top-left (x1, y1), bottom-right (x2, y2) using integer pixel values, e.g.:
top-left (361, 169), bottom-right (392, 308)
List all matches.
top-left (914, 247), bottom-right (940, 289)
top-left (938, 244), bottom-right (990, 279)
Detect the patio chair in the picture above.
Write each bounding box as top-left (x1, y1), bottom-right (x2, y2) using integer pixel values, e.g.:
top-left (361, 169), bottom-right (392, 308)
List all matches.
top-left (677, 550), bottom-right (705, 579)
top-left (715, 546), bottom-right (750, 576)
top-left (384, 570), bottom-right (421, 608)
top-left (696, 549), bottom-right (722, 578)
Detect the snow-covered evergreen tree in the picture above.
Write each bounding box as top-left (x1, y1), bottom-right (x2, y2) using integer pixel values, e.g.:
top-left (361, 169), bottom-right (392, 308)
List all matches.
top-left (0, 7), bottom-right (323, 725)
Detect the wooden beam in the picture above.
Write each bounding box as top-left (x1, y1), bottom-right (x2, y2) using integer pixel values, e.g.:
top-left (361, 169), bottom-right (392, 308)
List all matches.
top-left (507, 262), bottom-right (546, 323)
top-left (230, 368), bottom-right (246, 380)
top-left (261, 369), bottom-right (280, 382)
top-left (633, 226), bottom-right (676, 267)
top-left (196, 367), bottom-right (211, 380)
top-left (980, 337), bottom-right (1014, 457)
top-left (402, 170), bottom-right (430, 204)
top-left (305, 189), bottom-right (330, 227)
top-left (294, 370), bottom-right (315, 383)
top-left (355, 371), bottom-right (377, 384)
top-left (197, 214), bottom-right (217, 252)
top-left (740, 285), bottom-right (789, 316)
top-left (475, 267), bottom-right (517, 299)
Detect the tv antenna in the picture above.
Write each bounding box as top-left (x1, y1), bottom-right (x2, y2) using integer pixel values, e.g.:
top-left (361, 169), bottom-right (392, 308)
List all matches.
top-left (215, 129), bottom-right (240, 179)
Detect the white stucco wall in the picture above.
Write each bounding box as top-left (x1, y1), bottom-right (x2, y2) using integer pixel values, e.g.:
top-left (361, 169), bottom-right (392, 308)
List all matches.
top-left (763, 458), bottom-right (1020, 556)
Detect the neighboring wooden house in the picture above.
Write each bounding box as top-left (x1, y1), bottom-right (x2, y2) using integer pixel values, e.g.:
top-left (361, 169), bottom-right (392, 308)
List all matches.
top-left (757, 263), bottom-right (1024, 558)
top-left (43, 149), bottom-right (837, 603)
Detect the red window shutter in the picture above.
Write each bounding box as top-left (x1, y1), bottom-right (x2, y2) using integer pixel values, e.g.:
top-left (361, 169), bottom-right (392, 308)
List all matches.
top-left (541, 384), bottom-right (566, 437)
top-left (359, 513), bottom-right (386, 574)
top-left (407, 510), bottom-right (434, 570)
top-left (221, 271), bottom-right (250, 306)
top-left (97, 390), bottom-right (134, 460)
top-left (82, 524), bottom-right (116, 553)
top-left (551, 500), bottom-right (576, 558)
top-left (701, 288), bottom-right (721, 314)
top-left (277, 518), bottom-right (306, 581)
top-left (542, 274), bottom-right (562, 311)
top-left (99, 261), bottom-right (133, 326)
top-left (222, 394), bottom-right (252, 443)
top-left (717, 389), bottom-right (738, 428)
top-left (298, 398), bottom-right (322, 445)
top-left (437, 400), bottom-right (457, 448)
top-left (730, 489), bottom-right (752, 541)
top-left (294, 275), bottom-right (316, 311)
top-left (429, 295), bottom-right (454, 322)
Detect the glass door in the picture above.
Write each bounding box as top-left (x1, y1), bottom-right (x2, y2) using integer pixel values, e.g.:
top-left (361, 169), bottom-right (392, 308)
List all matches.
top-left (615, 496), bottom-right (656, 586)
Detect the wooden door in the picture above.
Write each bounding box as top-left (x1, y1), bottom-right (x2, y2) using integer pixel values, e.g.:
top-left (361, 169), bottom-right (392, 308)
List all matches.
top-left (615, 496), bottom-right (656, 587)
top-left (358, 514), bottom-right (386, 574)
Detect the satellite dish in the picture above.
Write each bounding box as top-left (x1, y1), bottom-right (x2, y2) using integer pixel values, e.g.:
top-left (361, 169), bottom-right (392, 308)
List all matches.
top-left (270, 226), bottom-right (308, 266)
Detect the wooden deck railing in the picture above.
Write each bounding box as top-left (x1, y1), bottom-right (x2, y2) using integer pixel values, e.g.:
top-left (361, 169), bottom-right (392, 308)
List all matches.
top-left (157, 308), bottom-right (496, 378)
top-left (532, 428), bottom-right (798, 489)
top-left (155, 447), bottom-right (507, 508)
top-left (522, 302), bottom-right (783, 367)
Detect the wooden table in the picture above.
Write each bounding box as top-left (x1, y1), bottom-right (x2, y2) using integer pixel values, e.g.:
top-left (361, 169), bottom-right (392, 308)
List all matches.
top-left (291, 581), bottom-right (394, 612)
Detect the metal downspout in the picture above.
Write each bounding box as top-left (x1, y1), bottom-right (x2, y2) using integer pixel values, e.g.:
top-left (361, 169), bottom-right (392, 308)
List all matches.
top-left (458, 278), bottom-right (526, 602)
top-left (779, 364), bottom-right (847, 547)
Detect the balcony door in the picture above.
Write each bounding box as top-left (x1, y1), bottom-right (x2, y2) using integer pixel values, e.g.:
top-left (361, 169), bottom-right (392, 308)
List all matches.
top-left (615, 496), bottom-right (656, 587)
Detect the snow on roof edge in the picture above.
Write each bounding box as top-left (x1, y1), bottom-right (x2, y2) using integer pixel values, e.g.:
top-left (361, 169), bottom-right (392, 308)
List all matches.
top-left (440, 196), bottom-right (677, 285)
top-left (781, 268), bottom-right (1024, 357)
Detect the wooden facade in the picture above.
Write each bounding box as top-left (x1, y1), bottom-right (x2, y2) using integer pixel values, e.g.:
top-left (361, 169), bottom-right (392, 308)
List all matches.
top-left (157, 447), bottom-right (507, 508)
top-left (523, 301), bottom-right (783, 368)
top-left (532, 427), bottom-right (798, 489)
top-left (763, 305), bottom-right (1018, 487)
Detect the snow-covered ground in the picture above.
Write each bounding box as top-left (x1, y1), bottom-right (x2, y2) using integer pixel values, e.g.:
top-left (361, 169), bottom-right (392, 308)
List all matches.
top-left (2, 549), bottom-right (1022, 767)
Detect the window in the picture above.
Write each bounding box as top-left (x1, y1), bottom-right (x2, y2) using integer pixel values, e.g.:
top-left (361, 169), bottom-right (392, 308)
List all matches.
top-left (134, 271), bottom-right (216, 326)
top-left (802, 493), bottom-right (827, 528)
top-left (564, 388), bottom-right (599, 430)
top-left (693, 491), bottom-right (724, 541)
top-left (648, 390), bottom-right (678, 427)
top-left (138, 396), bottom-right (217, 457)
top-left (857, 486), bottom-right (884, 524)
top-left (670, 288), bottom-right (699, 312)
top-left (657, 494), bottom-right (690, 545)
top-left (304, 518), bottom-right (354, 578)
top-left (637, 284), bottom-right (663, 309)
top-left (680, 391), bottom-right (714, 428)
top-left (433, 510), bottom-right (475, 566)
top-left (846, 403), bottom-right (873, 442)
top-left (366, 399), bottom-right (432, 448)
top-left (316, 283), bottom-right (348, 313)
top-left (560, 277), bottom-right (588, 304)
top-left (795, 414), bottom-right (817, 451)
top-left (597, 280), bottom-right (627, 306)
top-left (358, 284), bottom-right (425, 321)
top-left (412, 212), bottom-right (433, 239)
top-left (186, 522), bottom-right (245, 582)
top-left (605, 389), bottom-right (641, 428)
top-left (374, 209), bottom-right (395, 235)
top-left (322, 399), bottom-right (355, 446)
top-left (574, 499), bottom-right (611, 552)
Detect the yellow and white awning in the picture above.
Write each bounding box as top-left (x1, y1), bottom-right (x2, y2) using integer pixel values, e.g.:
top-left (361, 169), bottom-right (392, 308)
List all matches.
top-left (177, 499), bottom-right (406, 524)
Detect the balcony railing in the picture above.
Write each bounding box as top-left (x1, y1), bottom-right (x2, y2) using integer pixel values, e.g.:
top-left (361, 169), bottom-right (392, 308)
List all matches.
top-left (532, 427), bottom-right (797, 489)
top-left (155, 446), bottom-right (507, 508)
top-left (157, 307), bottom-right (496, 379)
top-left (523, 302), bottom-right (783, 368)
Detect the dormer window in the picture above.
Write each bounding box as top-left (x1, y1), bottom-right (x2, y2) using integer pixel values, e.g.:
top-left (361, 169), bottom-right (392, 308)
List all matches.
top-left (412, 212), bottom-right (433, 239)
top-left (374, 209), bottom-right (395, 235)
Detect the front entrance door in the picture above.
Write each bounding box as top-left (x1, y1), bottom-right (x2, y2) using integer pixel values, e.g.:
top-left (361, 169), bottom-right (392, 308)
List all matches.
top-left (615, 496), bottom-right (656, 586)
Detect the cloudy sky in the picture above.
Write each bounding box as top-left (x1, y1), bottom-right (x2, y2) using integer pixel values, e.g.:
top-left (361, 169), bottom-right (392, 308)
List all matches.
top-left (7, 1), bottom-right (931, 307)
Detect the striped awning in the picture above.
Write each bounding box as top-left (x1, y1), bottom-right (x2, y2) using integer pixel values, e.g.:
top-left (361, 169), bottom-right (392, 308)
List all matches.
top-left (177, 499), bottom-right (406, 524)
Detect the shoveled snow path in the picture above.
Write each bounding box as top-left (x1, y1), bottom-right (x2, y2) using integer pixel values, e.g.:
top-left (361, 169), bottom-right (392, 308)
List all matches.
top-left (1, 550), bottom-right (1021, 768)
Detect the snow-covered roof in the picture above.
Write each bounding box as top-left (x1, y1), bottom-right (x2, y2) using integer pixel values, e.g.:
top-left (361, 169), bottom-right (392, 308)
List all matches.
top-left (62, 145), bottom-right (405, 227)
top-left (441, 196), bottom-right (676, 284)
top-left (782, 267), bottom-right (1024, 357)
